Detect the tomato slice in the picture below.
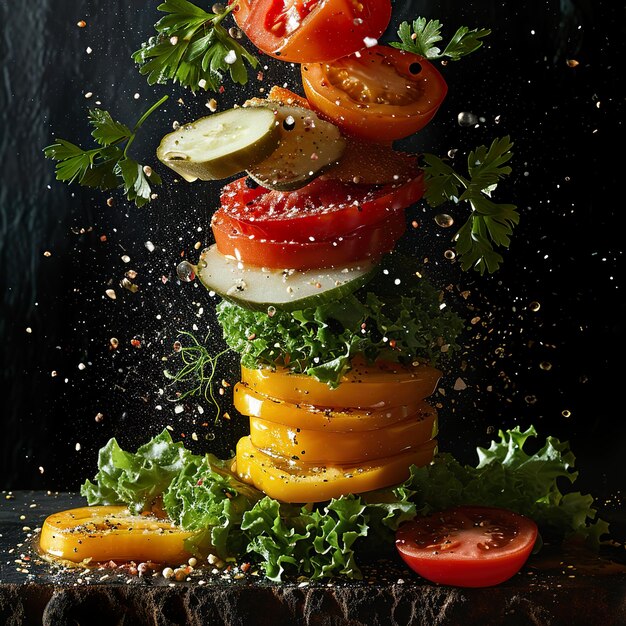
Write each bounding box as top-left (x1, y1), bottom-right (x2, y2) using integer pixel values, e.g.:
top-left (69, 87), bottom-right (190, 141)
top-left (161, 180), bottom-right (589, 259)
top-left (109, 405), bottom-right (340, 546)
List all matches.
top-left (233, 0), bottom-right (392, 63)
top-left (395, 506), bottom-right (539, 587)
top-left (240, 359), bottom-right (442, 408)
top-left (248, 407), bottom-right (437, 464)
top-left (234, 434), bottom-right (437, 503)
top-left (218, 173), bottom-right (424, 243)
top-left (302, 46), bottom-right (448, 142)
top-left (233, 382), bottom-right (435, 432)
top-left (211, 208), bottom-right (406, 269)
top-left (39, 506), bottom-right (194, 564)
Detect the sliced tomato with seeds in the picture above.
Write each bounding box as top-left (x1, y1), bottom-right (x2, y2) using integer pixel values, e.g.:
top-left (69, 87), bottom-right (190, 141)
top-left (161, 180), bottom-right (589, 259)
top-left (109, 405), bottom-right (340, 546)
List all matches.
top-left (302, 45), bottom-right (448, 142)
top-left (395, 506), bottom-right (538, 588)
top-left (233, 0), bottom-right (392, 63)
top-left (211, 208), bottom-right (406, 269)
top-left (218, 173), bottom-right (424, 243)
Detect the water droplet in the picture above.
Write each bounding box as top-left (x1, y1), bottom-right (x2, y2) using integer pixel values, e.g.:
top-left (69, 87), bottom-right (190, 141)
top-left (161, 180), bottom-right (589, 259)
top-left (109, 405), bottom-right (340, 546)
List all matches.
top-left (529, 301), bottom-right (541, 312)
top-left (267, 306), bottom-right (276, 318)
top-left (177, 261), bottom-right (196, 282)
top-left (435, 214), bottom-right (454, 228)
top-left (457, 111), bottom-right (478, 127)
top-left (539, 361), bottom-right (552, 371)
top-left (444, 249), bottom-right (456, 260)
top-left (562, 409), bottom-right (572, 418)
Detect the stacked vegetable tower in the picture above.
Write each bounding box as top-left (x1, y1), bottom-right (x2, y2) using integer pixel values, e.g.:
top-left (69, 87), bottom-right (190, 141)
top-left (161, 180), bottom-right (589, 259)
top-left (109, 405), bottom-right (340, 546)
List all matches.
top-left (161, 70), bottom-right (462, 503)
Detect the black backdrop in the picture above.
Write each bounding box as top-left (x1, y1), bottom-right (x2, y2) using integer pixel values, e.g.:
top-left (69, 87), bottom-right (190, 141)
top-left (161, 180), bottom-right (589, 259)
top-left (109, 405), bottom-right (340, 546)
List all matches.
top-left (1, 1), bottom-right (624, 510)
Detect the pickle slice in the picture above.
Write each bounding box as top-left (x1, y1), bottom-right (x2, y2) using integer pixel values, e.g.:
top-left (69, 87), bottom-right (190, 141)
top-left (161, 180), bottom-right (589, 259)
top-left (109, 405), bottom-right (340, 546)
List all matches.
top-left (196, 244), bottom-right (374, 311)
top-left (245, 103), bottom-right (346, 191)
top-left (156, 107), bottom-right (280, 182)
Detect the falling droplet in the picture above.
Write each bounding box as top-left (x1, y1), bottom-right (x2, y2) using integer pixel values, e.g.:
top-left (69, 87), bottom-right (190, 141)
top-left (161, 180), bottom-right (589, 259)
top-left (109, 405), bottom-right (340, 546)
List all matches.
top-left (457, 111), bottom-right (478, 127)
top-left (267, 306), bottom-right (276, 318)
top-left (177, 261), bottom-right (196, 282)
top-left (529, 301), bottom-right (541, 312)
top-left (435, 214), bottom-right (454, 228)
top-left (444, 249), bottom-right (456, 260)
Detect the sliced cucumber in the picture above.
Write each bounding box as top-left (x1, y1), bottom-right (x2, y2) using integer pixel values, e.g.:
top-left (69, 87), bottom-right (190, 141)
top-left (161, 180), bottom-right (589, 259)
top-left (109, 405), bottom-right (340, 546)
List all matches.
top-left (245, 103), bottom-right (346, 191)
top-left (156, 107), bottom-right (280, 182)
top-left (196, 244), bottom-right (374, 311)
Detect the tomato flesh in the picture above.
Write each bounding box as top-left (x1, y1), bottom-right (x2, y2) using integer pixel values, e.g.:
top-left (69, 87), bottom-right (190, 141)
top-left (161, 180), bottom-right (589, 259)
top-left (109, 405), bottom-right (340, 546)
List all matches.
top-left (395, 506), bottom-right (538, 587)
top-left (219, 173), bottom-right (424, 243)
top-left (234, 0), bottom-right (392, 63)
top-left (302, 46), bottom-right (448, 142)
top-left (211, 208), bottom-right (405, 269)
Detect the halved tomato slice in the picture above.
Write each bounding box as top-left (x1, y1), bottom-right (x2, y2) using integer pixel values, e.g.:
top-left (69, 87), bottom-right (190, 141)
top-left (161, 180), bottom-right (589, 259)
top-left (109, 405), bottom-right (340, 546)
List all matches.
top-left (395, 506), bottom-right (539, 587)
top-left (233, 0), bottom-right (392, 63)
top-left (302, 46), bottom-right (448, 142)
top-left (39, 506), bottom-right (193, 564)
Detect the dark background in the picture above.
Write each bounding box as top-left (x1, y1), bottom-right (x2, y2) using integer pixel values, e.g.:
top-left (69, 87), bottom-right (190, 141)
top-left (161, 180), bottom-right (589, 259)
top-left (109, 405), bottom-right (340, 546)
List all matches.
top-left (1, 1), bottom-right (624, 517)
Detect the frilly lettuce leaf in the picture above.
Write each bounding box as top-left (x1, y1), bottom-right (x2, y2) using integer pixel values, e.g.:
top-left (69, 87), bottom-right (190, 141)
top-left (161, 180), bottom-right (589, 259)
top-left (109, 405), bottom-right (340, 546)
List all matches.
top-left (80, 426), bottom-right (609, 580)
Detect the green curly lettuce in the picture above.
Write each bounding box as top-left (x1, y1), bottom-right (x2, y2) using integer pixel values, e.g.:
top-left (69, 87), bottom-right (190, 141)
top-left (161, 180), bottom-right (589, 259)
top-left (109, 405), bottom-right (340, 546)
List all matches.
top-left (217, 255), bottom-right (465, 387)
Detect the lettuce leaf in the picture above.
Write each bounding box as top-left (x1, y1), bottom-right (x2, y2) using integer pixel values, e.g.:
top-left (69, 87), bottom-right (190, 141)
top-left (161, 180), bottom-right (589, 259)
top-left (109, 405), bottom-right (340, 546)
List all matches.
top-left (217, 258), bottom-right (465, 387)
top-left (80, 426), bottom-right (609, 581)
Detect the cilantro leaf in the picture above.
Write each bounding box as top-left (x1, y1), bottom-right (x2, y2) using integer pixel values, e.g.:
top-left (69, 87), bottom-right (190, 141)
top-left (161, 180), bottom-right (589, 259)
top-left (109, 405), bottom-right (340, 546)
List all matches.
top-left (44, 96), bottom-right (167, 207)
top-left (391, 17), bottom-right (491, 60)
top-left (422, 136), bottom-right (519, 274)
top-left (133, 0), bottom-right (258, 92)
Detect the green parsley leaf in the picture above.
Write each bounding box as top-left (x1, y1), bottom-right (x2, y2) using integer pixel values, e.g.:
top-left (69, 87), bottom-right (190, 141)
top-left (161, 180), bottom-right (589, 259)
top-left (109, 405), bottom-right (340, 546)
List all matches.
top-left (422, 136), bottom-right (519, 274)
top-left (391, 17), bottom-right (491, 60)
top-left (133, 0), bottom-right (258, 93)
top-left (44, 96), bottom-right (167, 207)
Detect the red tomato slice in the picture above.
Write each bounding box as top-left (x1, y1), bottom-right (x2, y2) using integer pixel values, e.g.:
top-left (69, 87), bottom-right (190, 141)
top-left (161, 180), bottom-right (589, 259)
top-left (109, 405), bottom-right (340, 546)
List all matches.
top-left (395, 506), bottom-right (538, 588)
top-left (302, 46), bottom-right (448, 142)
top-left (233, 0), bottom-right (392, 63)
top-left (211, 209), bottom-right (406, 269)
top-left (219, 173), bottom-right (424, 243)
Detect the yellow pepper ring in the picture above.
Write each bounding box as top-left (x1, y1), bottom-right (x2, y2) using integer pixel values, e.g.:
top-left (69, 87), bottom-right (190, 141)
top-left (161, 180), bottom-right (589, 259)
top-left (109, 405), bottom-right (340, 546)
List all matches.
top-left (234, 382), bottom-right (434, 432)
top-left (248, 405), bottom-right (437, 464)
top-left (39, 506), bottom-right (194, 564)
top-left (233, 435), bottom-right (437, 503)
top-left (240, 360), bottom-right (442, 409)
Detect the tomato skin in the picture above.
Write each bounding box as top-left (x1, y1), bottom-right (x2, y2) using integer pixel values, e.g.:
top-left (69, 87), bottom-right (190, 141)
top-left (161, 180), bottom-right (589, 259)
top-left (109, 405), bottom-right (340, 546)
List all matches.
top-left (302, 46), bottom-right (448, 142)
top-left (211, 208), bottom-right (406, 269)
top-left (219, 173), bottom-right (424, 243)
top-left (234, 0), bottom-right (392, 63)
top-left (395, 506), bottom-right (538, 588)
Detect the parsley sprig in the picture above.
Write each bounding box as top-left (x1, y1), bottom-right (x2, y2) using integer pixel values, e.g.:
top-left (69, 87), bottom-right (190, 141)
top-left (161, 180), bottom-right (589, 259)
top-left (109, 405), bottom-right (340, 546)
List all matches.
top-left (391, 18), bottom-right (491, 60)
top-left (44, 96), bottom-right (167, 207)
top-left (133, 0), bottom-right (258, 92)
top-left (423, 136), bottom-right (519, 274)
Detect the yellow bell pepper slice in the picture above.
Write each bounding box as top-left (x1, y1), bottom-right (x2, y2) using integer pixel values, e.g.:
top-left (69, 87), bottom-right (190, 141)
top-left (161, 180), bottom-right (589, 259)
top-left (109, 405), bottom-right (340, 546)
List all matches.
top-left (233, 435), bottom-right (437, 503)
top-left (248, 405), bottom-right (437, 464)
top-left (240, 359), bottom-right (441, 408)
top-left (39, 505), bottom-right (194, 564)
top-left (234, 382), bottom-right (433, 432)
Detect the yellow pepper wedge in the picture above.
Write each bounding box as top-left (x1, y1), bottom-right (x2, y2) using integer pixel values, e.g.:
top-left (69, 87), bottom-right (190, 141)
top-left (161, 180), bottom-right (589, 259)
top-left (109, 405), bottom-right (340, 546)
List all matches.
top-left (233, 435), bottom-right (437, 503)
top-left (248, 405), bottom-right (437, 464)
top-left (234, 382), bottom-right (433, 432)
top-left (240, 359), bottom-right (442, 409)
top-left (39, 505), bottom-right (194, 564)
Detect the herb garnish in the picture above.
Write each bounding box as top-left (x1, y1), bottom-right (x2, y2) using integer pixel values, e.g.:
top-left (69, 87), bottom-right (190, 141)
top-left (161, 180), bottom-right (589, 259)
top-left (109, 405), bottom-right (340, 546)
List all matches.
top-left (132, 0), bottom-right (258, 93)
top-left (164, 330), bottom-right (231, 420)
top-left (391, 17), bottom-right (491, 60)
top-left (422, 136), bottom-right (519, 274)
top-left (43, 95), bottom-right (167, 207)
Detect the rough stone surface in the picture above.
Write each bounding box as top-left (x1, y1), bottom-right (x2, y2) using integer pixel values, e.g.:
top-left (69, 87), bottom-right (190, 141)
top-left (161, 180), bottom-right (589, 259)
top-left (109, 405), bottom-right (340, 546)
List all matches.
top-left (2, 492), bottom-right (626, 626)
